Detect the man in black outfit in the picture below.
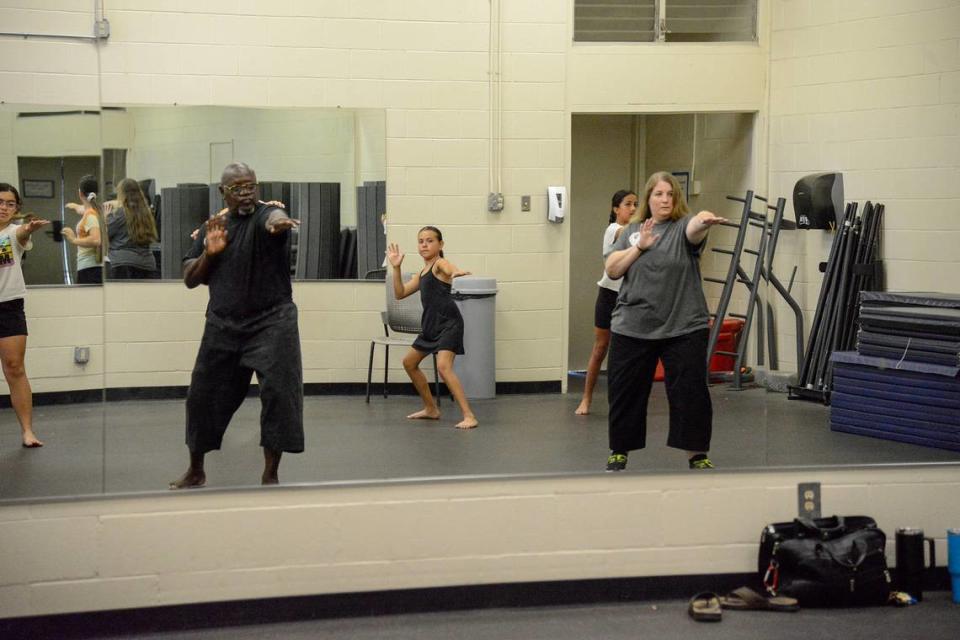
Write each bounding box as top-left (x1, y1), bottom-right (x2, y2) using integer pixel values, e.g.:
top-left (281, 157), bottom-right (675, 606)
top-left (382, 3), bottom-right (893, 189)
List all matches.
top-left (170, 162), bottom-right (303, 489)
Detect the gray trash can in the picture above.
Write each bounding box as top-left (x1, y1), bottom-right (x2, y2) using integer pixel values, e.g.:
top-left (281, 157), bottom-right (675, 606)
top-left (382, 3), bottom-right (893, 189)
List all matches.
top-left (451, 276), bottom-right (497, 399)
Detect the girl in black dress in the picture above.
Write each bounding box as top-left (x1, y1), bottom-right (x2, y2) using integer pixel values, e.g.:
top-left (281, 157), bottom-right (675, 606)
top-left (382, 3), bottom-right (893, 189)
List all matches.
top-left (386, 226), bottom-right (478, 429)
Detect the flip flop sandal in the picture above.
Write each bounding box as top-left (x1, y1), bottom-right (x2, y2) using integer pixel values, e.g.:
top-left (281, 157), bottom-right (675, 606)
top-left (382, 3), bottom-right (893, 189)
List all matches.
top-left (688, 591), bottom-right (722, 622)
top-left (720, 586), bottom-right (799, 612)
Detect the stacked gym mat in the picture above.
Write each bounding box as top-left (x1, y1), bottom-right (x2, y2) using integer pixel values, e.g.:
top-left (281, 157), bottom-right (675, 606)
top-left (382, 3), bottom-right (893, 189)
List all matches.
top-left (830, 292), bottom-right (960, 451)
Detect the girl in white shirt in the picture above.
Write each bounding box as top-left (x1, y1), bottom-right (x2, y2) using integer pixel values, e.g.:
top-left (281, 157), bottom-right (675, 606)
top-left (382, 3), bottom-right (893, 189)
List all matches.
top-left (575, 189), bottom-right (638, 415)
top-left (0, 183), bottom-right (50, 447)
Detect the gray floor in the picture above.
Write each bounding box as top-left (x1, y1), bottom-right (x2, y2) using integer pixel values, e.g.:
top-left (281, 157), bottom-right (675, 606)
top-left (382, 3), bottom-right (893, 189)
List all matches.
top-left (93, 592), bottom-right (960, 640)
top-left (2, 376), bottom-right (958, 500)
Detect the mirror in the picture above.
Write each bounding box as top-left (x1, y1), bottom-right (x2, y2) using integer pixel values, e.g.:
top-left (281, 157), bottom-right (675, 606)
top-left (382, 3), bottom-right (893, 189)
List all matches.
top-left (0, 103), bottom-right (105, 499)
top-left (99, 105), bottom-right (386, 281)
top-left (4, 104), bottom-right (958, 501)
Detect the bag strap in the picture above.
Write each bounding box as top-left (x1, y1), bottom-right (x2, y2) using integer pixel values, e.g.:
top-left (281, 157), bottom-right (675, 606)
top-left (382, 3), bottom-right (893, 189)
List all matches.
top-left (796, 516), bottom-right (846, 539)
top-left (816, 540), bottom-right (866, 569)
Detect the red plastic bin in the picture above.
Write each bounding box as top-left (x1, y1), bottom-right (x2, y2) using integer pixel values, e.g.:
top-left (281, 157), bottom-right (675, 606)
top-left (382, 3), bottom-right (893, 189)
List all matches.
top-left (654, 318), bottom-right (745, 381)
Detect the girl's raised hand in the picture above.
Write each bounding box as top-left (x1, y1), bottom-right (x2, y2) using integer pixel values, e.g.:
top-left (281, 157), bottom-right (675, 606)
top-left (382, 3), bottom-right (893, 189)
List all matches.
top-left (386, 242), bottom-right (404, 267)
top-left (21, 218), bottom-right (50, 234)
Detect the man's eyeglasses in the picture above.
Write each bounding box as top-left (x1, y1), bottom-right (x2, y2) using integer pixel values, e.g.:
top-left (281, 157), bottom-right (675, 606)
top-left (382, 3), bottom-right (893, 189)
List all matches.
top-left (0, 199), bottom-right (19, 209)
top-left (222, 183), bottom-right (259, 196)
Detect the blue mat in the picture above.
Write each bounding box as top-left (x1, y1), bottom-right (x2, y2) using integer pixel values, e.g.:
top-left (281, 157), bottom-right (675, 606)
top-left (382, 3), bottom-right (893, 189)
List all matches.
top-left (830, 421), bottom-right (960, 452)
top-left (831, 407), bottom-right (960, 439)
top-left (832, 374), bottom-right (960, 402)
top-left (829, 352), bottom-right (960, 450)
top-left (832, 360), bottom-right (960, 390)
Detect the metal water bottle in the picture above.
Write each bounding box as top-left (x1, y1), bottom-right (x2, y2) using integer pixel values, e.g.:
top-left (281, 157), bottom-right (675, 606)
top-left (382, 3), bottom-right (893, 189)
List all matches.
top-left (895, 527), bottom-right (936, 601)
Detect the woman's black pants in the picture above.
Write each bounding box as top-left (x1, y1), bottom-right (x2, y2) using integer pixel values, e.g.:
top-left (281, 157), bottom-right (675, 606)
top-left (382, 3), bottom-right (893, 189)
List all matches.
top-left (607, 328), bottom-right (713, 453)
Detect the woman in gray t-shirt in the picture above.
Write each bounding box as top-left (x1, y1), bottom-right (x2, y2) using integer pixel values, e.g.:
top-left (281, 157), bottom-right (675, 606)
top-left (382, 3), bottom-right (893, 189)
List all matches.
top-left (602, 171), bottom-right (726, 472)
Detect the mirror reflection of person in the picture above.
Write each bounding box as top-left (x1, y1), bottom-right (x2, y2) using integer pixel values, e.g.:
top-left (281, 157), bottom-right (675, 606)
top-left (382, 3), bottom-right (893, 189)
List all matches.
top-left (106, 178), bottom-right (160, 279)
top-left (190, 200), bottom-right (287, 242)
top-left (0, 183), bottom-right (50, 448)
top-left (575, 189), bottom-right (638, 416)
top-left (170, 162), bottom-right (303, 489)
top-left (602, 171), bottom-right (727, 472)
top-left (61, 174), bottom-right (105, 284)
top-left (386, 226), bottom-right (478, 429)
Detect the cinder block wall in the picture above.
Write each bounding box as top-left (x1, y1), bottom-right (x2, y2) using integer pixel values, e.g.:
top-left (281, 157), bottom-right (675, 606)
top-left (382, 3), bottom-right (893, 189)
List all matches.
top-left (768, 0), bottom-right (960, 370)
top-left (2, 466), bottom-right (958, 618)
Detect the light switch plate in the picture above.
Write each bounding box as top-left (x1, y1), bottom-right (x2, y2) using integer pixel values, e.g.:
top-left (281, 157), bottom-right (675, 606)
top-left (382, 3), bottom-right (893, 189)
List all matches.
top-left (521, 195), bottom-right (531, 211)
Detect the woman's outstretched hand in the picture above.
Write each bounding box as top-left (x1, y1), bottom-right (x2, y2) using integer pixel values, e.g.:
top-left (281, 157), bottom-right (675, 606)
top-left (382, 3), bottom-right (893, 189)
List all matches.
top-left (695, 210), bottom-right (727, 228)
top-left (386, 242), bottom-right (404, 268)
top-left (636, 218), bottom-right (661, 250)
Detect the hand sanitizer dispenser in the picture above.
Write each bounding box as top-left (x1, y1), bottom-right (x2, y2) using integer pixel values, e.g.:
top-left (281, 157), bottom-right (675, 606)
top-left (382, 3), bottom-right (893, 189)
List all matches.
top-left (547, 186), bottom-right (566, 223)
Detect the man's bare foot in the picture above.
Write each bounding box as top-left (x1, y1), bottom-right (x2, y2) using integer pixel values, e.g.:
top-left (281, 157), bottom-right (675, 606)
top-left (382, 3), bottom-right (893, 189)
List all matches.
top-left (21, 430), bottom-right (44, 448)
top-left (407, 408), bottom-right (440, 420)
top-left (169, 469), bottom-right (206, 490)
top-left (574, 400), bottom-right (590, 415)
top-left (455, 417), bottom-right (478, 429)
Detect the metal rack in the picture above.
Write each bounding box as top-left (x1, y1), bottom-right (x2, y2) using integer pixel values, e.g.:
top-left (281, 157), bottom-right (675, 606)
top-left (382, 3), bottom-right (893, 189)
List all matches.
top-left (704, 190), bottom-right (769, 389)
top-left (705, 191), bottom-right (805, 389)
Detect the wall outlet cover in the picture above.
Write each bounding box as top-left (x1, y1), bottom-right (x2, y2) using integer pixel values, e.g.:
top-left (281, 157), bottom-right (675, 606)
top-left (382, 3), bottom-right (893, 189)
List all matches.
top-left (797, 482), bottom-right (821, 519)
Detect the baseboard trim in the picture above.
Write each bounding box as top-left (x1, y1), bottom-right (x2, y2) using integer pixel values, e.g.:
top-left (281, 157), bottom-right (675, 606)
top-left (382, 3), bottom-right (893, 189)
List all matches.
top-left (2, 570), bottom-right (951, 638)
top-left (2, 381), bottom-right (562, 406)
top-left (0, 573), bottom-right (755, 638)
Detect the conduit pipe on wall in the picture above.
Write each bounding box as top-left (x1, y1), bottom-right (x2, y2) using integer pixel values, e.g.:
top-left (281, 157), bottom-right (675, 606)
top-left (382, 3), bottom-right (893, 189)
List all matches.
top-left (487, 0), bottom-right (503, 211)
top-left (0, 0), bottom-right (109, 41)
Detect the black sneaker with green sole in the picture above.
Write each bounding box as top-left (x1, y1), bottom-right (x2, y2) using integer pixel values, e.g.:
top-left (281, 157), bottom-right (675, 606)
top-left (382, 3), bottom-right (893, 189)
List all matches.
top-left (606, 453), bottom-right (628, 472)
top-left (688, 454), bottom-right (715, 469)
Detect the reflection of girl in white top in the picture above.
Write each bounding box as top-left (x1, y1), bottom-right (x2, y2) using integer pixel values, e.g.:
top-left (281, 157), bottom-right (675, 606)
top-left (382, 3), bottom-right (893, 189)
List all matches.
top-left (61, 174), bottom-right (105, 284)
top-left (0, 183), bottom-right (50, 447)
top-left (575, 189), bottom-right (638, 415)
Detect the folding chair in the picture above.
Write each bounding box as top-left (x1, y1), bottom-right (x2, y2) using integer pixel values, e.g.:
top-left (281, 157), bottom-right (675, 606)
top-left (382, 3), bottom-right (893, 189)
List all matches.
top-left (366, 274), bottom-right (440, 403)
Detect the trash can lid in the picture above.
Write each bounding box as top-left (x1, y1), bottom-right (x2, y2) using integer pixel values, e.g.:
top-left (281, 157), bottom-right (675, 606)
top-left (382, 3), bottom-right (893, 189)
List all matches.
top-left (452, 276), bottom-right (497, 295)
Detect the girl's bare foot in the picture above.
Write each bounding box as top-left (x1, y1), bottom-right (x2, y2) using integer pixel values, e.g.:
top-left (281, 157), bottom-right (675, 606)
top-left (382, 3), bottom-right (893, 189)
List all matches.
top-left (21, 430), bottom-right (44, 448)
top-left (407, 408), bottom-right (440, 420)
top-left (169, 469), bottom-right (206, 490)
top-left (574, 400), bottom-right (590, 415)
top-left (455, 417), bottom-right (478, 429)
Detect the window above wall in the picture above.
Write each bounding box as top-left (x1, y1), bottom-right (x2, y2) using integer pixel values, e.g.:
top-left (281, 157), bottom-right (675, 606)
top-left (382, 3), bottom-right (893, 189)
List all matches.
top-left (574, 0), bottom-right (757, 43)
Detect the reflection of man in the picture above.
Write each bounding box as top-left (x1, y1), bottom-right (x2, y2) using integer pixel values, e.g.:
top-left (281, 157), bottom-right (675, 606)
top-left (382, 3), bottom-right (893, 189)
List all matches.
top-left (170, 162), bottom-right (303, 489)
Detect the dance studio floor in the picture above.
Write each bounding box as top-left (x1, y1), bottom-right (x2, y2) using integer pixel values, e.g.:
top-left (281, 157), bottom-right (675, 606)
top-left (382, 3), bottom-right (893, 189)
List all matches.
top-left (2, 376), bottom-right (958, 500)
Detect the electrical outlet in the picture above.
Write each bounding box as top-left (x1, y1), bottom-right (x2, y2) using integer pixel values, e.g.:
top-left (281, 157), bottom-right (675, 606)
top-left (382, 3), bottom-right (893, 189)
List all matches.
top-left (797, 482), bottom-right (821, 519)
top-left (521, 195), bottom-right (531, 212)
top-left (74, 346), bottom-right (90, 365)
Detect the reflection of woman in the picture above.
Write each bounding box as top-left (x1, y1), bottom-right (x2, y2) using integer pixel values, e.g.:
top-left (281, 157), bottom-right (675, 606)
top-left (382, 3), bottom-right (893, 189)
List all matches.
top-left (61, 174), bottom-right (105, 284)
top-left (0, 183), bottom-right (49, 447)
top-left (602, 171), bottom-right (726, 472)
top-left (106, 179), bottom-right (159, 279)
top-left (575, 190), bottom-right (637, 416)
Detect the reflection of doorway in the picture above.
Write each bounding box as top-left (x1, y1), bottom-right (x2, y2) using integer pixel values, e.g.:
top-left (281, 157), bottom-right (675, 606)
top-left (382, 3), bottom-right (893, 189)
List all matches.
top-left (568, 113), bottom-right (756, 375)
top-left (17, 155), bottom-right (100, 284)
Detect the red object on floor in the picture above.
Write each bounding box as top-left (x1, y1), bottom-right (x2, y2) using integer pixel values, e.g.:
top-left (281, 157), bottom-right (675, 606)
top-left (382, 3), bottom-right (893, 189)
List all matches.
top-left (653, 319), bottom-right (745, 381)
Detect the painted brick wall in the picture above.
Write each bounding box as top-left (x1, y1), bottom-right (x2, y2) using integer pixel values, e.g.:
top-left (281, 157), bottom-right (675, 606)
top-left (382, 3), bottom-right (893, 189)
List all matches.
top-left (1, 466), bottom-right (958, 618)
top-left (768, 0), bottom-right (960, 370)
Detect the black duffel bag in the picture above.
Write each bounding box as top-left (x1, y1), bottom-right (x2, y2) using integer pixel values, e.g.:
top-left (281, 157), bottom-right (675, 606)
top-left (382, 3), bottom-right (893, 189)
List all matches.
top-left (758, 515), bottom-right (892, 607)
